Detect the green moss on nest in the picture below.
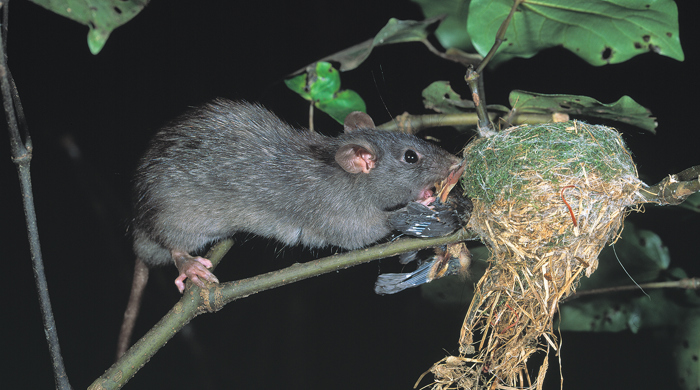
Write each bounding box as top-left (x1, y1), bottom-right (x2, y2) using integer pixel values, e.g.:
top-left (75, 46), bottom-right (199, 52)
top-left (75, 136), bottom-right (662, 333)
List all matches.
top-left (435, 121), bottom-right (646, 390)
top-left (460, 121), bottom-right (637, 203)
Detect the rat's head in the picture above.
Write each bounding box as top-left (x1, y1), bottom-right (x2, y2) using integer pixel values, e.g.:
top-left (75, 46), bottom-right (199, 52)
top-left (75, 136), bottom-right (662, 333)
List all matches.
top-left (335, 112), bottom-right (461, 210)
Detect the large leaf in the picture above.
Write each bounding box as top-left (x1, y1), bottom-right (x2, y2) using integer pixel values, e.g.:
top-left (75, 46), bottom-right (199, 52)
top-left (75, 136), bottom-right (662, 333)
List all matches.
top-left (29, 0), bottom-right (148, 54)
top-left (419, 84), bottom-right (656, 132)
top-left (412, 0), bottom-right (474, 51)
top-left (559, 222), bottom-right (678, 333)
top-left (559, 290), bottom-right (682, 333)
top-left (675, 314), bottom-right (700, 390)
top-left (510, 90), bottom-right (657, 132)
top-left (576, 222), bottom-right (670, 291)
top-left (467, 0), bottom-right (683, 66)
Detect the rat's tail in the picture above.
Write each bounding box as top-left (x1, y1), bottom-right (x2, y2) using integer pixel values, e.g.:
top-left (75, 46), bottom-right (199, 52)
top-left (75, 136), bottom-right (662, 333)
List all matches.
top-left (115, 258), bottom-right (149, 360)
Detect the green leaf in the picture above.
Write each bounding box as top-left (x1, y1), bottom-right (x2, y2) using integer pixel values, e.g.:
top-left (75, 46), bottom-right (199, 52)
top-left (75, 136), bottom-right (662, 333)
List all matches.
top-left (87, 28), bottom-right (110, 54)
top-left (412, 0), bottom-right (475, 51)
top-left (316, 90), bottom-right (367, 124)
top-left (284, 62), bottom-right (341, 102)
top-left (376, 17), bottom-right (442, 45)
top-left (422, 81), bottom-right (509, 116)
top-left (674, 314), bottom-right (700, 389)
top-left (559, 290), bottom-right (681, 333)
top-left (609, 223), bottom-right (670, 282)
top-left (310, 17), bottom-right (443, 72)
top-left (308, 62), bottom-right (340, 103)
top-left (509, 90), bottom-right (657, 133)
top-left (468, 0), bottom-right (684, 66)
top-left (29, 0), bottom-right (148, 54)
top-left (578, 222), bottom-right (669, 291)
top-left (284, 62), bottom-right (366, 124)
top-left (284, 74), bottom-right (312, 100)
top-left (677, 192), bottom-right (700, 214)
top-left (422, 81), bottom-right (475, 114)
top-left (559, 222), bottom-right (678, 333)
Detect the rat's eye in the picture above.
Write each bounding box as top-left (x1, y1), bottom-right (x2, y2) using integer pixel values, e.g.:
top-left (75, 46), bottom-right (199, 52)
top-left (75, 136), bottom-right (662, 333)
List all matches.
top-left (404, 149), bottom-right (419, 163)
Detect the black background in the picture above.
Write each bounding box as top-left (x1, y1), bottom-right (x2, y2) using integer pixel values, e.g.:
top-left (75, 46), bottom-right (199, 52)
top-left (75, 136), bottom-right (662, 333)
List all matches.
top-left (2, 1), bottom-right (698, 389)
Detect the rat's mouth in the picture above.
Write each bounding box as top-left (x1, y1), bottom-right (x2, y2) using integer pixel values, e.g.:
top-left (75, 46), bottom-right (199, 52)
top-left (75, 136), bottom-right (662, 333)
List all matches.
top-left (415, 161), bottom-right (464, 206)
top-left (417, 187), bottom-right (437, 206)
top-left (433, 161), bottom-right (465, 203)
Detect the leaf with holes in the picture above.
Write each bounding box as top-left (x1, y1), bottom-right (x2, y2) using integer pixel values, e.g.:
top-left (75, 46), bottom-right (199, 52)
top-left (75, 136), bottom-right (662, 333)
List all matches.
top-left (297, 17), bottom-right (444, 73)
top-left (285, 62), bottom-right (366, 124)
top-left (575, 222), bottom-right (670, 291)
top-left (467, 0), bottom-right (683, 66)
top-left (559, 222), bottom-right (679, 333)
top-left (558, 290), bottom-right (683, 333)
top-left (422, 81), bottom-right (475, 114)
top-left (422, 81), bottom-right (510, 115)
top-left (674, 314), bottom-right (700, 389)
top-left (29, 0), bottom-right (148, 54)
top-left (510, 90), bottom-right (657, 132)
top-left (316, 90), bottom-right (367, 125)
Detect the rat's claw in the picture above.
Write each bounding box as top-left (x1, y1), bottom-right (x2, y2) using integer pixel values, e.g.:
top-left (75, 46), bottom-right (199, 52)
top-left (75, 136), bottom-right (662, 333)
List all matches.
top-left (194, 256), bottom-right (213, 269)
top-left (171, 251), bottom-right (220, 293)
top-left (419, 195), bottom-right (437, 206)
top-left (174, 274), bottom-right (188, 293)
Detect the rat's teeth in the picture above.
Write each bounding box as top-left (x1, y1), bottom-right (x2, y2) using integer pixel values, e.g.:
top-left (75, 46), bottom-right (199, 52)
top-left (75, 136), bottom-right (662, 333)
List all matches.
top-left (419, 188), bottom-right (434, 201)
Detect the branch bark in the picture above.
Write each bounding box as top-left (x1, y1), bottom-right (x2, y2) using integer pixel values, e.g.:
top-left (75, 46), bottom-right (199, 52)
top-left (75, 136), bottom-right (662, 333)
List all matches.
top-left (90, 229), bottom-right (474, 389)
top-left (638, 165), bottom-right (700, 205)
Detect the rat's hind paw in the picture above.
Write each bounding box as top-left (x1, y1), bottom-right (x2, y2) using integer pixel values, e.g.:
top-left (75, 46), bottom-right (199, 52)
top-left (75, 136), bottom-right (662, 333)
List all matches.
top-left (171, 251), bottom-right (220, 293)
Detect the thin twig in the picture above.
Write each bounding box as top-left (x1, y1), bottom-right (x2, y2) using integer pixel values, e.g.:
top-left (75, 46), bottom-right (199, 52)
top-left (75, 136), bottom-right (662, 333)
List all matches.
top-left (463, 0), bottom-right (524, 136)
top-left (0, 2), bottom-right (72, 389)
top-left (638, 165), bottom-right (700, 205)
top-left (562, 278), bottom-right (700, 302)
top-left (474, 0), bottom-right (524, 75)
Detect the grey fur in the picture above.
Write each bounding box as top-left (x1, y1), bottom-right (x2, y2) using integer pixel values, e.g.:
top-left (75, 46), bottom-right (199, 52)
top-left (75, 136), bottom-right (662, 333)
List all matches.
top-left (131, 99), bottom-right (460, 266)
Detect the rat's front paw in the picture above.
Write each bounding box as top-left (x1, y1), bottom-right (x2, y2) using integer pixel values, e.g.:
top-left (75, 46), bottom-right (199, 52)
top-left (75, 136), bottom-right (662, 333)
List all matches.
top-left (171, 251), bottom-right (220, 293)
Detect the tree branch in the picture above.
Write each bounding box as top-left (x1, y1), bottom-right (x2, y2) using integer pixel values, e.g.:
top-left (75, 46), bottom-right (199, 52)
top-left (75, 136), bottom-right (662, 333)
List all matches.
top-left (377, 111), bottom-right (556, 134)
top-left (638, 165), bottom-right (700, 205)
top-left (90, 229), bottom-right (475, 389)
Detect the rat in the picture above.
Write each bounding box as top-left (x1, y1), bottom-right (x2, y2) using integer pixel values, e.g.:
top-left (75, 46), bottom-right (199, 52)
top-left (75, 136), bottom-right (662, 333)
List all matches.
top-left (117, 99), bottom-right (462, 358)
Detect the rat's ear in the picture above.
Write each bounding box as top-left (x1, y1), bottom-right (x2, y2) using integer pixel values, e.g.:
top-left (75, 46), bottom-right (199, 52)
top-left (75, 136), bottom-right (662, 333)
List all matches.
top-left (344, 111), bottom-right (376, 133)
top-left (335, 142), bottom-right (376, 174)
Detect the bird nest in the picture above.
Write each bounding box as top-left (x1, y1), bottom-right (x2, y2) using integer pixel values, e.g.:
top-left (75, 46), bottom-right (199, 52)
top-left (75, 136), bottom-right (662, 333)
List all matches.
top-left (429, 121), bottom-right (646, 389)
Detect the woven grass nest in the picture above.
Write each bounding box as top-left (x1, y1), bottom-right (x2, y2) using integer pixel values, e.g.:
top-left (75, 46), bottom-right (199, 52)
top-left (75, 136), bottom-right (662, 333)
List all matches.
top-left (429, 121), bottom-right (646, 389)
